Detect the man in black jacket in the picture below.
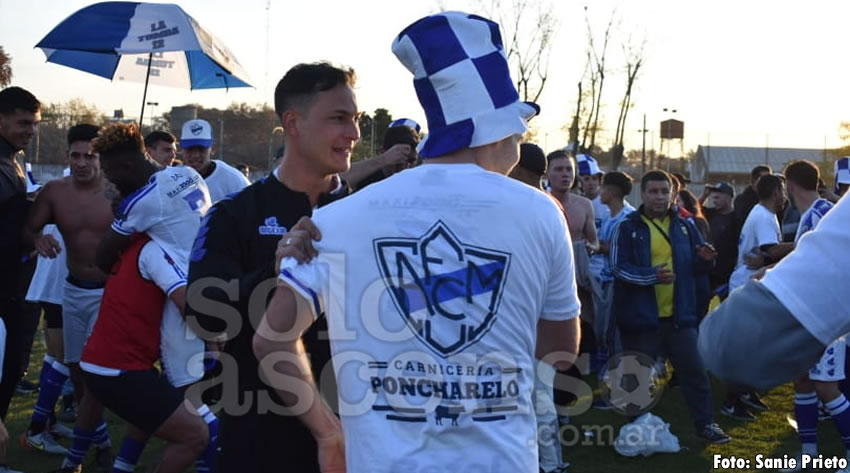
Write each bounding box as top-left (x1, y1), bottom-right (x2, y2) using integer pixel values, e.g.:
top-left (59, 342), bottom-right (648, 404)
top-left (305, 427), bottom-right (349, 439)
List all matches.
top-left (185, 62), bottom-right (356, 473)
top-left (0, 86), bottom-right (40, 422)
top-left (734, 165), bottom-right (772, 228)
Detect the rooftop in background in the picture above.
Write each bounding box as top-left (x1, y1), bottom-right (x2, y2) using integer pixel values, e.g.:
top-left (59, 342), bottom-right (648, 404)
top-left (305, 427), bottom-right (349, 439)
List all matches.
top-left (692, 145), bottom-right (838, 183)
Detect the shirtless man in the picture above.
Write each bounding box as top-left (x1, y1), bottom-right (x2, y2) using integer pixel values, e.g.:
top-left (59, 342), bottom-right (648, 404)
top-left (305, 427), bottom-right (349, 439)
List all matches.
top-left (22, 124), bottom-right (114, 471)
top-left (546, 150), bottom-right (597, 245)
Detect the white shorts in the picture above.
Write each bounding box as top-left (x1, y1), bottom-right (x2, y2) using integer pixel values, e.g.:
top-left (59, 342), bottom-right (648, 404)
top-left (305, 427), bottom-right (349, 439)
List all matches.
top-left (160, 299), bottom-right (204, 388)
top-left (62, 279), bottom-right (103, 363)
top-left (809, 337), bottom-right (847, 382)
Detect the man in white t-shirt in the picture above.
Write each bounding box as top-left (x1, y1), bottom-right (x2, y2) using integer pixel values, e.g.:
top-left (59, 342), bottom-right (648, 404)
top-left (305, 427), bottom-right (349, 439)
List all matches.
top-left (179, 119), bottom-right (250, 202)
top-left (728, 174), bottom-right (792, 291)
top-left (700, 192), bottom-right (850, 392)
top-left (252, 12), bottom-right (581, 473)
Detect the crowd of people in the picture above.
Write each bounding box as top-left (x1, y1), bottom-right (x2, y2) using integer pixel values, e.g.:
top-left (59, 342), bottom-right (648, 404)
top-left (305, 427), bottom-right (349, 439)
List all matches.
top-left (0, 9), bottom-right (848, 473)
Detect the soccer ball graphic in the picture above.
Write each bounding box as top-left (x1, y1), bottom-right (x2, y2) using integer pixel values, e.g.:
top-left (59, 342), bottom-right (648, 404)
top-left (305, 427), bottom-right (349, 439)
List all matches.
top-left (598, 352), bottom-right (666, 416)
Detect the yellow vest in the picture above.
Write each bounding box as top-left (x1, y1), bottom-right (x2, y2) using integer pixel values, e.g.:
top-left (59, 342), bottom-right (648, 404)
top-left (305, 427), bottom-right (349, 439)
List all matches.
top-left (641, 214), bottom-right (674, 318)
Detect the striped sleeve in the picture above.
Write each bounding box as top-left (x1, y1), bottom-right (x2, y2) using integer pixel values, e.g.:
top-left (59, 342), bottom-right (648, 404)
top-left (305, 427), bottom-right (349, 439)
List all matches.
top-left (278, 257), bottom-right (328, 320)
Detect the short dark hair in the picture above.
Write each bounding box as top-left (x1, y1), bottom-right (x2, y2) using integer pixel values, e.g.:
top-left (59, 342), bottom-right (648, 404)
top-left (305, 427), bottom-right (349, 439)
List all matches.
top-left (91, 122), bottom-right (145, 160)
top-left (0, 86), bottom-right (41, 115)
top-left (274, 62), bottom-right (356, 119)
top-left (602, 171), bottom-right (634, 198)
top-left (383, 125), bottom-right (419, 150)
top-left (67, 124), bottom-right (99, 146)
top-left (751, 165), bottom-right (772, 183)
top-left (235, 163), bottom-right (249, 173)
top-left (641, 170), bottom-right (671, 192)
top-left (546, 150), bottom-right (569, 166)
top-left (144, 130), bottom-right (176, 149)
top-left (783, 160), bottom-right (819, 191)
top-left (756, 174), bottom-right (784, 200)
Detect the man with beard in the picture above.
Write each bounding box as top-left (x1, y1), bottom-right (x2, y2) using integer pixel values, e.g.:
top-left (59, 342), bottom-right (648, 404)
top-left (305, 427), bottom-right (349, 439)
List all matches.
top-left (22, 124), bottom-right (115, 471)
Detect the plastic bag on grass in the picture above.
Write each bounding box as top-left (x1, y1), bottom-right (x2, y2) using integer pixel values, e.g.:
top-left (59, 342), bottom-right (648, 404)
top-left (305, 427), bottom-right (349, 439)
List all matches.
top-left (614, 413), bottom-right (681, 457)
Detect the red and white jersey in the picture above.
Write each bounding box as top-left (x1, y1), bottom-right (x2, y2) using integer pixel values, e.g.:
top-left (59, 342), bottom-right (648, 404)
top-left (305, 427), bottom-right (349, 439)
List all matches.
top-left (82, 235), bottom-right (186, 373)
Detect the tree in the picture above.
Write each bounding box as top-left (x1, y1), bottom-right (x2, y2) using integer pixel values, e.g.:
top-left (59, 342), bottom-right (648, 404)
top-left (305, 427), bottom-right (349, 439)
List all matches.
top-left (475, 0), bottom-right (558, 103)
top-left (0, 46), bottom-right (11, 87)
top-left (352, 108), bottom-right (394, 161)
top-left (611, 36), bottom-right (646, 170)
top-left (582, 7), bottom-right (617, 151)
top-left (34, 99), bottom-right (109, 164)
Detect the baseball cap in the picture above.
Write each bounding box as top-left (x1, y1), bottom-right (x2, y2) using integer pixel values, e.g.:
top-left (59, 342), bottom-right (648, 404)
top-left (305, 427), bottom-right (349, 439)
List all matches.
top-left (518, 143), bottom-right (546, 176)
top-left (708, 182), bottom-right (735, 197)
top-left (180, 119), bottom-right (213, 149)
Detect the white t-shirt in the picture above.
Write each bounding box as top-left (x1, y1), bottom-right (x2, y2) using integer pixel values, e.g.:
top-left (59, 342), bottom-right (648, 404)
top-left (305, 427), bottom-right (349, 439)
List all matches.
top-left (112, 166), bottom-right (212, 270)
top-left (138, 240), bottom-right (187, 296)
top-left (729, 203), bottom-right (780, 290)
top-left (588, 196), bottom-right (612, 280)
top-left (761, 195), bottom-right (849, 345)
top-left (592, 195), bottom-right (610, 232)
top-left (26, 224), bottom-right (68, 305)
top-left (279, 163), bottom-right (580, 473)
top-left (203, 160), bottom-right (250, 203)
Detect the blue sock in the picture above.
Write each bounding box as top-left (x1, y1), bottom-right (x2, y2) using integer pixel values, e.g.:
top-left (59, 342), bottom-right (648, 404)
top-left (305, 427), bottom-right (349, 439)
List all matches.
top-left (195, 404), bottom-right (218, 473)
top-left (38, 355), bottom-right (54, 387)
top-left (113, 435), bottom-right (146, 472)
top-left (825, 394), bottom-right (850, 453)
top-left (31, 359), bottom-right (69, 431)
top-left (795, 391), bottom-right (819, 454)
top-left (63, 427), bottom-right (94, 467)
top-left (92, 419), bottom-right (111, 449)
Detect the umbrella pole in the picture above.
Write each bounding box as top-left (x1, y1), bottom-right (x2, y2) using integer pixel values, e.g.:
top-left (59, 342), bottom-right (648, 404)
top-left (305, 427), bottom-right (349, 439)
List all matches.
top-left (139, 52), bottom-right (153, 127)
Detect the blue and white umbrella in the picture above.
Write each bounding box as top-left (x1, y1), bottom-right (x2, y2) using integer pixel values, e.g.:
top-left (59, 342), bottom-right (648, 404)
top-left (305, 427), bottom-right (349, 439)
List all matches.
top-left (36, 1), bottom-right (253, 123)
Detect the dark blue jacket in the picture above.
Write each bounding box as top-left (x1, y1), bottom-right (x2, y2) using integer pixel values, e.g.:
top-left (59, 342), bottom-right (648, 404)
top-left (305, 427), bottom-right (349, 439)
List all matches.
top-left (610, 206), bottom-right (711, 331)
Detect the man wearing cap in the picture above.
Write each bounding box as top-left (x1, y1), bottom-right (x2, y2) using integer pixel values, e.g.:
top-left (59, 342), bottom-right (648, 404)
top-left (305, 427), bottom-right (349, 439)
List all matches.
top-left (252, 12), bottom-right (580, 473)
top-left (577, 154), bottom-right (609, 231)
top-left (180, 119), bottom-right (250, 202)
top-left (701, 182), bottom-right (738, 299)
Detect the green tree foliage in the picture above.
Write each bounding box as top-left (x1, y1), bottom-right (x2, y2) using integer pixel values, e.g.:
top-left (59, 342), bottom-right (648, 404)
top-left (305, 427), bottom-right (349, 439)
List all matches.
top-left (0, 46), bottom-right (11, 88)
top-left (31, 99), bottom-right (109, 163)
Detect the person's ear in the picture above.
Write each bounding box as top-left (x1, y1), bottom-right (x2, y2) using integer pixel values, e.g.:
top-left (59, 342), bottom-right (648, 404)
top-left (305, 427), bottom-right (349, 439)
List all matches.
top-left (281, 111), bottom-right (299, 138)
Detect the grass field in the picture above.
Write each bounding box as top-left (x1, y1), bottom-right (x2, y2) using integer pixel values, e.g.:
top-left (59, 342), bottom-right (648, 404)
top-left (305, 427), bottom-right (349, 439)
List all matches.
top-left (6, 337), bottom-right (847, 473)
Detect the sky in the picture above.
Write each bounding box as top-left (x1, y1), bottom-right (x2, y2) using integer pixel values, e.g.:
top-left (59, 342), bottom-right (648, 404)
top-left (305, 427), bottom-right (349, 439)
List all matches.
top-left (1, 0), bottom-right (850, 154)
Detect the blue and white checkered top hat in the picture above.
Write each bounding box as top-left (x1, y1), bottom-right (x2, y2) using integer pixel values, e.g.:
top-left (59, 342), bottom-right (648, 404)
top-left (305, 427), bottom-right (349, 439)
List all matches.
top-left (836, 157), bottom-right (850, 193)
top-left (576, 153), bottom-right (603, 176)
top-left (388, 118), bottom-right (421, 133)
top-left (25, 163), bottom-right (41, 193)
top-left (392, 11), bottom-right (539, 158)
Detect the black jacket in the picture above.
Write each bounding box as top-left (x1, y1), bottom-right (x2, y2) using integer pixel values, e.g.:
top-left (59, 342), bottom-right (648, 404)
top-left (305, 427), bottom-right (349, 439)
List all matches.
top-left (0, 137), bottom-right (29, 300)
top-left (185, 172), bottom-right (347, 472)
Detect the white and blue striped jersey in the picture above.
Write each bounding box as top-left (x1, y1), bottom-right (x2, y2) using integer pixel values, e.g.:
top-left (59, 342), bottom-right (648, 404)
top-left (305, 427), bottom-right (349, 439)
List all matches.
top-left (795, 198), bottom-right (833, 242)
top-left (112, 166), bottom-right (211, 270)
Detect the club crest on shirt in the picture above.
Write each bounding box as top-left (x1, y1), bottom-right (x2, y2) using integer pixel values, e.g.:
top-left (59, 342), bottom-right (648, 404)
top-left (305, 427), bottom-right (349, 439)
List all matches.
top-left (258, 216), bottom-right (287, 236)
top-left (374, 221), bottom-right (511, 358)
